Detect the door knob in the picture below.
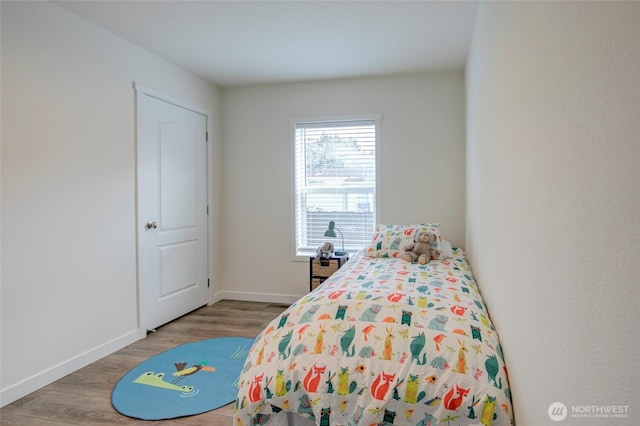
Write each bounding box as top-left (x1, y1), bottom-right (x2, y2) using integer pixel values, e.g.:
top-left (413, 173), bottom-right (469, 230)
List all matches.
top-left (145, 221), bottom-right (158, 230)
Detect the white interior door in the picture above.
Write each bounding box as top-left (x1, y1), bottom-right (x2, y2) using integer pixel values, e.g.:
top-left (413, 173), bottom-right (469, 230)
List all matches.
top-left (136, 85), bottom-right (209, 332)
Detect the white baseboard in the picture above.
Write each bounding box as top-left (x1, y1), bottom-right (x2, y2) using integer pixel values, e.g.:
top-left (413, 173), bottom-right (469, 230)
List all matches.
top-left (209, 290), bottom-right (224, 305)
top-left (0, 329), bottom-right (141, 407)
top-left (222, 290), bottom-right (302, 305)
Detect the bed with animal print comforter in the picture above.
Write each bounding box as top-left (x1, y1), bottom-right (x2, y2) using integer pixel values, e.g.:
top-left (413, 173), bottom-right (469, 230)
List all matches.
top-left (234, 248), bottom-right (513, 426)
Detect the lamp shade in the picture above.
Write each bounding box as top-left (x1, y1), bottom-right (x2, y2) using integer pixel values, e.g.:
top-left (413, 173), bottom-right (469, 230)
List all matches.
top-left (324, 221), bottom-right (337, 238)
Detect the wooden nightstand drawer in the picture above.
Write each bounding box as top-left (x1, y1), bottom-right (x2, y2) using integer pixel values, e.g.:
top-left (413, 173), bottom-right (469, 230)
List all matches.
top-left (310, 258), bottom-right (341, 277)
top-left (309, 255), bottom-right (348, 291)
top-left (311, 278), bottom-right (325, 291)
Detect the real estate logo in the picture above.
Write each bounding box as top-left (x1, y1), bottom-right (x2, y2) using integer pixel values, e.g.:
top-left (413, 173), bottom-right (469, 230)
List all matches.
top-left (548, 401), bottom-right (630, 421)
top-left (549, 402), bottom-right (568, 422)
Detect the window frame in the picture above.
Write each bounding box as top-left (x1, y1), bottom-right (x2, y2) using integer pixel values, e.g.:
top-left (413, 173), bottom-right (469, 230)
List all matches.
top-left (291, 114), bottom-right (382, 261)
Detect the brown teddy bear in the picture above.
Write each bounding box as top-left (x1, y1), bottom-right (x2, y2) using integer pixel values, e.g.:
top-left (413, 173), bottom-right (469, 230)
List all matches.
top-left (403, 231), bottom-right (441, 265)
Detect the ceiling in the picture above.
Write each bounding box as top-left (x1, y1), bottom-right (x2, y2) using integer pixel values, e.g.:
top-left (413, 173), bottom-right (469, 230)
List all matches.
top-left (54, 1), bottom-right (479, 88)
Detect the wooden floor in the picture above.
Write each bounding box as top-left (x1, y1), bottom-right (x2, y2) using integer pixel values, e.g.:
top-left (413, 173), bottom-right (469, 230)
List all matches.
top-left (0, 300), bottom-right (289, 425)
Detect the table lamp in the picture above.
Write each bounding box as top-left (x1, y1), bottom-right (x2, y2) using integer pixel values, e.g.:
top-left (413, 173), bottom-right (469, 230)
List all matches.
top-left (324, 221), bottom-right (348, 256)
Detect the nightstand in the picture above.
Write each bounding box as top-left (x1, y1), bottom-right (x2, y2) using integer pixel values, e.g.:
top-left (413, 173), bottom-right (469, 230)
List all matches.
top-left (310, 254), bottom-right (349, 291)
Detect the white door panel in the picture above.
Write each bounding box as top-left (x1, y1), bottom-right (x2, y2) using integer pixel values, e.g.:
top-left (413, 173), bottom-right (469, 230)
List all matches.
top-left (136, 86), bottom-right (208, 332)
top-left (159, 241), bottom-right (198, 297)
top-left (159, 122), bottom-right (198, 230)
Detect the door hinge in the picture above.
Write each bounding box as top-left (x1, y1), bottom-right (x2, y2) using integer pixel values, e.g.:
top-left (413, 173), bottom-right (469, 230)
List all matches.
top-left (207, 278), bottom-right (210, 288)
top-left (206, 205), bottom-right (209, 215)
top-left (206, 132), bottom-right (208, 142)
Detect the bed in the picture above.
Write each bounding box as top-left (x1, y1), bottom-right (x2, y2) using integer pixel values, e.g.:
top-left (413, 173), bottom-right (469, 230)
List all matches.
top-left (234, 224), bottom-right (513, 426)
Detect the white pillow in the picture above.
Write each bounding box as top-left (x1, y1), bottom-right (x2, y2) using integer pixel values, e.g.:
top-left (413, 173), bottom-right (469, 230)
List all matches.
top-left (441, 239), bottom-right (454, 259)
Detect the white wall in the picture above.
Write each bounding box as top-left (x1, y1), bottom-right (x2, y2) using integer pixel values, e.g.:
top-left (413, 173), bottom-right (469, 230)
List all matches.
top-left (0, 1), bottom-right (222, 405)
top-left (466, 2), bottom-right (640, 424)
top-left (221, 74), bottom-right (465, 301)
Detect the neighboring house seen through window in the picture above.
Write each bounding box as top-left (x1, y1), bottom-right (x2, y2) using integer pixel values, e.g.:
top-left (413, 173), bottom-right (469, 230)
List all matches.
top-left (293, 116), bottom-right (379, 257)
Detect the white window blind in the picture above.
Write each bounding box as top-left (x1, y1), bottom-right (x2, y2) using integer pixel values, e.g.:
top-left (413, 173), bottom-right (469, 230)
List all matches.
top-left (294, 118), bottom-right (377, 256)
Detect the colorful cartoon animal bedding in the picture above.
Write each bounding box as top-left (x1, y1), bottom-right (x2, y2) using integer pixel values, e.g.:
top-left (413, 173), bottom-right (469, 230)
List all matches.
top-left (234, 249), bottom-right (513, 426)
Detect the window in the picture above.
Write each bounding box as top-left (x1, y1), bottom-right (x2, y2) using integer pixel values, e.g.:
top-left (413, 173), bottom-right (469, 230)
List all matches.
top-left (294, 116), bottom-right (379, 257)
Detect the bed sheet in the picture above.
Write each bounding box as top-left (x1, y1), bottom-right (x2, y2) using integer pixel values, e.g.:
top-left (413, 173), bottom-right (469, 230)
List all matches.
top-left (235, 249), bottom-right (513, 426)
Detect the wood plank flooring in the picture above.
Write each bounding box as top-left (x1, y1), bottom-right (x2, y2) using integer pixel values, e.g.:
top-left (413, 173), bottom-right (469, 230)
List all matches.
top-left (0, 300), bottom-right (289, 425)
